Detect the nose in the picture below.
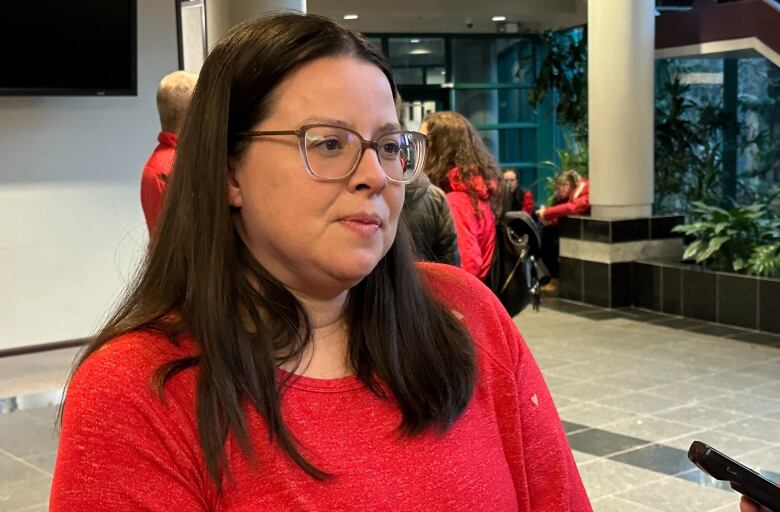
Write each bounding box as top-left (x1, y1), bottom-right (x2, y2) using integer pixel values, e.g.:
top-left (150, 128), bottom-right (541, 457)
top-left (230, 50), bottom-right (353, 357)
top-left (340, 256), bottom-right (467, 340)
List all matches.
top-left (346, 146), bottom-right (388, 194)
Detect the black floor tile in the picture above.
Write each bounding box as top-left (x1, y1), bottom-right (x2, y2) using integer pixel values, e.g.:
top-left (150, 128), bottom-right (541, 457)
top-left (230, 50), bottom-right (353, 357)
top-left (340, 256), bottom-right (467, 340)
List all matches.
top-left (566, 426), bottom-right (648, 457)
top-left (677, 468), bottom-right (734, 491)
top-left (543, 299), bottom-right (598, 316)
top-left (610, 443), bottom-right (696, 476)
top-left (581, 310), bottom-right (626, 321)
top-left (622, 308), bottom-right (674, 323)
top-left (687, 323), bottom-right (749, 338)
top-left (727, 331), bottom-right (780, 347)
top-left (662, 317), bottom-right (711, 330)
top-left (561, 420), bottom-right (589, 434)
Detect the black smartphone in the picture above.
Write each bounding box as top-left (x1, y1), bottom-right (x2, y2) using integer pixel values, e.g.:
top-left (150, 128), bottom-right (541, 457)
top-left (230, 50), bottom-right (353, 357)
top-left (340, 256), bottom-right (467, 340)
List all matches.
top-left (688, 440), bottom-right (780, 511)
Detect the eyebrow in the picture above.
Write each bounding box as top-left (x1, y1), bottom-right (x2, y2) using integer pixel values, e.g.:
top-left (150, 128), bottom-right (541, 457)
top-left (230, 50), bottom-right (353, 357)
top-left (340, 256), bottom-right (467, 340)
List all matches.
top-left (300, 117), bottom-right (402, 135)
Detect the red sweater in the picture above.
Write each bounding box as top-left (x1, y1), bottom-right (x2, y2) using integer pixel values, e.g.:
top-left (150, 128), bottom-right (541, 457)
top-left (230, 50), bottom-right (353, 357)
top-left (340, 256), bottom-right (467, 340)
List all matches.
top-left (447, 192), bottom-right (496, 280)
top-left (51, 264), bottom-right (590, 511)
top-left (542, 179), bottom-right (590, 226)
top-left (140, 131), bottom-right (177, 234)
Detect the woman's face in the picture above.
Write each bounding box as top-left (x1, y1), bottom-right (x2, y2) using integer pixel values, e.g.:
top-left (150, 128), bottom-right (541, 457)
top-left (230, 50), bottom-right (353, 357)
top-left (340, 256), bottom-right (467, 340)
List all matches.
top-left (228, 56), bottom-right (404, 300)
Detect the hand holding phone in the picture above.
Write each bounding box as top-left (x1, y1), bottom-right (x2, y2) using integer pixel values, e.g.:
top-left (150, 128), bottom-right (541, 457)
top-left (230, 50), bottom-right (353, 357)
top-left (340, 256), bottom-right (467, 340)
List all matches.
top-left (688, 440), bottom-right (780, 512)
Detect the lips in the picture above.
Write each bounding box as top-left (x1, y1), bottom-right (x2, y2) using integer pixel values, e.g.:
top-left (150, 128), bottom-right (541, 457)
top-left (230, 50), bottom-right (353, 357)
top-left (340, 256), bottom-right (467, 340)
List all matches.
top-left (337, 213), bottom-right (383, 237)
top-left (339, 213), bottom-right (383, 226)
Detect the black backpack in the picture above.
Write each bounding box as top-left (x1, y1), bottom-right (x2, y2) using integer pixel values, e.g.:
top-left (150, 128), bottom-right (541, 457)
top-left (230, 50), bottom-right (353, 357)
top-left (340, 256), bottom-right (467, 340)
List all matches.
top-left (486, 211), bottom-right (549, 316)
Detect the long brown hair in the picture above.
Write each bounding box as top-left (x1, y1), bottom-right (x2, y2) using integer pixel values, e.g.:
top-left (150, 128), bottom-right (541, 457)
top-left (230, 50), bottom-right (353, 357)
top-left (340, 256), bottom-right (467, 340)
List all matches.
top-left (64, 14), bottom-right (475, 487)
top-left (422, 111), bottom-right (502, 216)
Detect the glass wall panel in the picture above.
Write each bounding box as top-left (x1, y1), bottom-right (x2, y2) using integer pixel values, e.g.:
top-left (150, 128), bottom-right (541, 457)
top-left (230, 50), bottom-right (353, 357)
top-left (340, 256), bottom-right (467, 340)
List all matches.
top-left (451, 38), bottom-right (496, 83)
top-left (426, 67), bottom-right (447, 85)
top-left (388, 37), bottom-right (445, 68)
top-left (393, 68), bottom-right (423, 85)
top-left (453, 90), bottom-right (499, 126)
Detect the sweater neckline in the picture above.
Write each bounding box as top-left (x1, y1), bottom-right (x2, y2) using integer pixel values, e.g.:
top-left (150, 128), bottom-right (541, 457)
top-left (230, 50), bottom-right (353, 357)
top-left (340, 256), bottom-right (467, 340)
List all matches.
top-left (275, 368), bottom-right (364, 393)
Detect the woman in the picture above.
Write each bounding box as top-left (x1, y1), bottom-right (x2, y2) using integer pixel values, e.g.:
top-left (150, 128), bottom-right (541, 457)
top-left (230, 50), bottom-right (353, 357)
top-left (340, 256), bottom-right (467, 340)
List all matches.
top-left (537, 170), bottom-right (590, 286)
top-left (421, 111), bottom-right (502, 280)
top-left (50, 14), bottom-right (590, 511)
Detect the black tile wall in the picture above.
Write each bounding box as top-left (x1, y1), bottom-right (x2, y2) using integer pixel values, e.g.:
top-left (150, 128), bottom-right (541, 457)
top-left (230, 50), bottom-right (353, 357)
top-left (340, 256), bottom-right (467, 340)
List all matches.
top-left (650, 215), bottom-right (685, 239)
top-left (612, 219), bottom-right (650, 243)
top-left (583, 260), bottom-right (610, 308)
top-left (662, 267), bottom-right (682, 315)
top-left (682, 269), bottom-right (717, 322)
top-left (582, 220), bottom-right (611, 243)
top-left (718, 274), bottom-right (758, 330)
top-left (758, 278), bottom-right (780, 334)
top-left (559, 257), bottom-right (583, 302)
top-left (633, 263), bottom-right (661, 311)
top-left (559, 217), bottom-right (582, 240)
top-left (610, 263), bottom-right (632, 307)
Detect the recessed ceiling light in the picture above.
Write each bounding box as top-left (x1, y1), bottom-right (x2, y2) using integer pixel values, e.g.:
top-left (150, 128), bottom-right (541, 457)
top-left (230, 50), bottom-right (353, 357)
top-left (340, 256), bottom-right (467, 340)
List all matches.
top-left (343, 13), bottom-right (359, 20)
top-left (410, 38), bottom-right (421, 43)
top-left (409, 49), bottom-right (431, 55)
top-left (491, 15), bottom-right (507, 22)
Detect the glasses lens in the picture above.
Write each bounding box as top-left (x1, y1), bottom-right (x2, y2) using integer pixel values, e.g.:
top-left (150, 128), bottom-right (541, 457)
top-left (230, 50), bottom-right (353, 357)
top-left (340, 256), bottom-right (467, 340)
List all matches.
top-left (302, 126), bottom-right (427, 182)
top-left (377, 131), bottom-right (427, 183)
top-left (303, 126), bottom-right (361, 179)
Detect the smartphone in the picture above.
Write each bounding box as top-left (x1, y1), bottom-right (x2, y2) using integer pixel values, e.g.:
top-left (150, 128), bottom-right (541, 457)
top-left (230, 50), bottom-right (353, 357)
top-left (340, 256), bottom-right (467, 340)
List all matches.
top-left (688, 440), bottom-right (780, 511)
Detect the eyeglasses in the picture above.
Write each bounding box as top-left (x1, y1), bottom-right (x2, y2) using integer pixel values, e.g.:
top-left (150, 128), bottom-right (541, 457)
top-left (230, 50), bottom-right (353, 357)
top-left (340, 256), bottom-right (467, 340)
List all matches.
top-left (237, 124), bottom-right (429, 184)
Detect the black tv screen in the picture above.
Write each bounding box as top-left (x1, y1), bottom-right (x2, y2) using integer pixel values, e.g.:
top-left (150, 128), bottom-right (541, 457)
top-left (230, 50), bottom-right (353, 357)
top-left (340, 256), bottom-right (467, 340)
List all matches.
top-left (0, 0), bottom-right (137, 96)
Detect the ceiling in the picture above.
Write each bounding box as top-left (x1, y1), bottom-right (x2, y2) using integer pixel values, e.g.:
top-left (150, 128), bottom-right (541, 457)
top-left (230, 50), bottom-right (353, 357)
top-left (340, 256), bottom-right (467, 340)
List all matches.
top-left (306, 0), bottom-right (587, 34)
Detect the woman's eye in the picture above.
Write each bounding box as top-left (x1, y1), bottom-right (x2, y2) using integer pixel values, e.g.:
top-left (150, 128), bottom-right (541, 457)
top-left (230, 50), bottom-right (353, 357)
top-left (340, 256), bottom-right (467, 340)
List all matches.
top-left (310, 137), bottom-right (343, 152)
top-left (380, 141), bottom-right (401, 158)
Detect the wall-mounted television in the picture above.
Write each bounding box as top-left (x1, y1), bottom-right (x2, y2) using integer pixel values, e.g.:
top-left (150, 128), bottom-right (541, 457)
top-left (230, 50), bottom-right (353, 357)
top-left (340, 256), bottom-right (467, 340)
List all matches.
top-left (0, 0), bottom-right (137, 96)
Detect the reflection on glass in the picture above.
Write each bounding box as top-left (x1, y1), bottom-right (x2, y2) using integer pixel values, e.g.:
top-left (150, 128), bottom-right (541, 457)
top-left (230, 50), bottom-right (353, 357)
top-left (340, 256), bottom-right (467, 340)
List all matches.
top-left (388, 38), bottom-right (445, 68)
top-left (426, 67), bottom-right (446, 85)
top-left (393, 68), bottom-right (424, 85)
top-left (453, 90), bottom-right (499, 125)
top-left (498, 89), bottom-right (534, 123)
top-left (452, 39), bottom-right (496, 83)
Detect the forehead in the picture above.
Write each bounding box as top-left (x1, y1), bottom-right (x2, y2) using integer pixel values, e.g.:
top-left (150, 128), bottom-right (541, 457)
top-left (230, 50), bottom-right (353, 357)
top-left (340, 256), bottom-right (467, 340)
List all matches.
top-left (265, 56), bottom-right (396, 129)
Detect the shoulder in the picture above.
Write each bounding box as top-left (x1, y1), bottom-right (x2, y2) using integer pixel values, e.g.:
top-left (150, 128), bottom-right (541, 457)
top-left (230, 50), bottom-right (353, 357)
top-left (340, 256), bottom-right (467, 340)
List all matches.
top-left (68, 330), bottom-right (198, 410)
top-left (445, 191), bottom-right (473, 214)
top-left (417, 263), bottom-right (525, 377)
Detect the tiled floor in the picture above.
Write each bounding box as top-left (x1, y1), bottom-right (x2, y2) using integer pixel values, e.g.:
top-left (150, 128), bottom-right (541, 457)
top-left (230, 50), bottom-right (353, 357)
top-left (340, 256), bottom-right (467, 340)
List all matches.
top-left (1, 299), bottom-right (779, 511)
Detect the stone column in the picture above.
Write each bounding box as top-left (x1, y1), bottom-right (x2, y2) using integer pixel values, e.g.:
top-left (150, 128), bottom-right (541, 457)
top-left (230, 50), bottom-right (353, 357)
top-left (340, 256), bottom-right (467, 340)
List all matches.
top-left (588, 0), bottom-right (655, 218)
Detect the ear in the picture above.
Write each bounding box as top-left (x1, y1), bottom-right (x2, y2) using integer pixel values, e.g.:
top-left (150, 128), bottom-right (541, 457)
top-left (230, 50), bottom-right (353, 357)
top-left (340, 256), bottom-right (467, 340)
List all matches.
top-left (227, 162), bottom-right (242, 208)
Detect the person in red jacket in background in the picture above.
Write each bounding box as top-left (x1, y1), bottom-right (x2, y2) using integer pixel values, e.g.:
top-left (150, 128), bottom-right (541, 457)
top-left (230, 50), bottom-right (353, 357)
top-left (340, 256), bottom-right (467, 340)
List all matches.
top-left (536, 170), bottom-right (590, 290)
top-left (140, 71), bottom-right (197, 235)
top-left (502, 168), bottom-right (535, 214)
top-left (421, 111), bottom-right (502, 281)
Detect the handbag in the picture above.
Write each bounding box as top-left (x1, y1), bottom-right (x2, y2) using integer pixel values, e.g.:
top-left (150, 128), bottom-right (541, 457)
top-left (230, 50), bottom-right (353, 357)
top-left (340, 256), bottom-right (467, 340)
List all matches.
top-left (487, 211), bottom-right (549, 316)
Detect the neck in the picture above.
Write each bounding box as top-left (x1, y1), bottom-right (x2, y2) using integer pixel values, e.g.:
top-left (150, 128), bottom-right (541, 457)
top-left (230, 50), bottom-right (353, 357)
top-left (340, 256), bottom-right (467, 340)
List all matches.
top-left (283, 290), bottom-right (353, 379)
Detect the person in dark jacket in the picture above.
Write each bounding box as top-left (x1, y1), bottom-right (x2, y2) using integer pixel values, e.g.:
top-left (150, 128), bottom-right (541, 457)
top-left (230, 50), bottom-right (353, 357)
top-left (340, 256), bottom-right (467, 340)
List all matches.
top-left (502, 169), bottom-right (535, 215)
top-left (402, 172), bottom-right (461, 266)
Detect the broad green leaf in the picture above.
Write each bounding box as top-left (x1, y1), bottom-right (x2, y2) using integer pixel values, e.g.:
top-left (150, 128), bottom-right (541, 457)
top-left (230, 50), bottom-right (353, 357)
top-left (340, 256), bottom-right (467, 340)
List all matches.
top-left (683, 240), bottom-right (703, 260)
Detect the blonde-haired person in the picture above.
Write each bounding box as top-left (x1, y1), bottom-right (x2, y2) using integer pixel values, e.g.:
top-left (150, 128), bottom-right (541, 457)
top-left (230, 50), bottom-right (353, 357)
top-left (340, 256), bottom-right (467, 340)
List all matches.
top-left (421, 111), bottom-right (502, 280)
top-left (140, 70), bottom-right (198, 235)
top-left (537, 170), bottom-right (590, 289)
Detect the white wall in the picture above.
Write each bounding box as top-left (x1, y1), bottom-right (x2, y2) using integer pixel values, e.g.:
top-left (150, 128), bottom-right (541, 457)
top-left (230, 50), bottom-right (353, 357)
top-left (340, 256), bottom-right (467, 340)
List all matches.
top-left (0, 0), bottom-right (179, 350)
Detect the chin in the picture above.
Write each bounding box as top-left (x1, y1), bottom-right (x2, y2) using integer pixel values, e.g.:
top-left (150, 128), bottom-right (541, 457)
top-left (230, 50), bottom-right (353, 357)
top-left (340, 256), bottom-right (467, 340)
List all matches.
top-left (330, 250), bottom-right (385, 283)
